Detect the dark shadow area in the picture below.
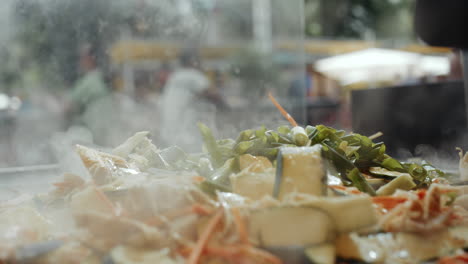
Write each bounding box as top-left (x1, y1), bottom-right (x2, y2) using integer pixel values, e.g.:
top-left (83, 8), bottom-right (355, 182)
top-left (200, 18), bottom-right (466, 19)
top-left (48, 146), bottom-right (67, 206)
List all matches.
top-left (352, 81), bottom-right (467, 159)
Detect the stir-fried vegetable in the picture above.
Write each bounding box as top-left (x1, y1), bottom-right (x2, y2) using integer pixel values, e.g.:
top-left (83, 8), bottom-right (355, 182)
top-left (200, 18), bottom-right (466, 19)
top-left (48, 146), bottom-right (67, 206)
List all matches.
top-left (2, 126), bottom-right (466, 264)
top-left (196, 94), bottom-right (447, 196)
top-left (197, 122), bottom-right (447, 195)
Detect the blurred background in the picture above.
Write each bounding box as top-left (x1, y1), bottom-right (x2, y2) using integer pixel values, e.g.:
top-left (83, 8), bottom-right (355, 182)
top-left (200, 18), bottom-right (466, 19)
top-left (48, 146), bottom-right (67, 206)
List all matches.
top-left (0, 0), bottom-right (463, 168)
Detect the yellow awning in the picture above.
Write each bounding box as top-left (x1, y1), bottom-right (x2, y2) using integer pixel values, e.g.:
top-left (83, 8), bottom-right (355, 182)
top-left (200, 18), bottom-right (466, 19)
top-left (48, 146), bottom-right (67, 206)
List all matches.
top-left (400, 44), bottom-right (451, 54)
top-left (110, 41), bottom-right (239, 64)
top-left (110, 42), bottom-right (178, 63)
top-left (278, 40), bottom-right (376, 55)
top-left (110, 40), bottom-right (449, 64)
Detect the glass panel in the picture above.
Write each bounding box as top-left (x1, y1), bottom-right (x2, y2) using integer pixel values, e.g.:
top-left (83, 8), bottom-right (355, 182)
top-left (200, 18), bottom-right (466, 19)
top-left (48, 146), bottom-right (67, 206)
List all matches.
top-left (0, 0), bottom-right (306, 167)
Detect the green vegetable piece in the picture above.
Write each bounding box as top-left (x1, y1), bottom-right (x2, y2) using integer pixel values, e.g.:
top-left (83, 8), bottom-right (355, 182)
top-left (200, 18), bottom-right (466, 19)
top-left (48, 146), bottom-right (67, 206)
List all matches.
top-left (347, 168), bottom-right (376, 195)
top-left (236, 129), bottom-right (254, 142)
top-left (422, 162), bottom-right (446, 178)
top-left (359, 135), bottom-right (373, 148)
top-left (265, 130), bottom-right (279, 143)
top-left (210, 158), bottom-right (237, 186)
top-left (305, 125), bottom-right (317, 136)
top-left (291, 126), bottom-right (309, 146)
top-left (381, 157), bottom-right (404, 171)
top-left (257, 147), bottom-right (279, 160)
top-left (277, 133), bottom-right (293, 144)
top-left (376, 174), bottom-right (416, 196)
top-left (199, 180), bottom-right (231, 197)
top-left (321, 142), bottom-right (375, 195)
top-left (197, 158), bottom-right (214, 178)
top-left (197, 123), bottom-right (224, 168)
top-left (255, 126), bottom-right (267, 138)
top-left (234, 141), bottom-right (254, 154)
top-left (368, 167), bottom-right (409, 180)
top-left (277, 125), bottom-right (291, 135)
top-left (406, 163), bottom-right (427, 181)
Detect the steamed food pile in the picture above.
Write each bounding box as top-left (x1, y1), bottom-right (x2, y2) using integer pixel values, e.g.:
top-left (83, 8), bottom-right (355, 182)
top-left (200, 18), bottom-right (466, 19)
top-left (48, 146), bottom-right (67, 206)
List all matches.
top-left (2, 123), bottom-right (468, 264)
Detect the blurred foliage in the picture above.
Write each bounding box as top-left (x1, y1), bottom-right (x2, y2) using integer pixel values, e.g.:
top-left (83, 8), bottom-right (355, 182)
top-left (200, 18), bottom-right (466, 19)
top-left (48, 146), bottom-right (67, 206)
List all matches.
top-left (229, 48), bottom-right (279, 102)
top-left (5, 0), bottom-right (416, 93)
top-left (13, 0), bottom-right (136, 86)
top-left (305, 0), bottom-right (414, 40)
top-left (11, 0), bottom-right (214, 89)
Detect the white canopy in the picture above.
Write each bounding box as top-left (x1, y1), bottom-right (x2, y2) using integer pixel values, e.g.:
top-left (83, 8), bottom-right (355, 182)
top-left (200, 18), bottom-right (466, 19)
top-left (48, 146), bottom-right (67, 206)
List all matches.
top-left (315, 48), bottom-right (450, 85)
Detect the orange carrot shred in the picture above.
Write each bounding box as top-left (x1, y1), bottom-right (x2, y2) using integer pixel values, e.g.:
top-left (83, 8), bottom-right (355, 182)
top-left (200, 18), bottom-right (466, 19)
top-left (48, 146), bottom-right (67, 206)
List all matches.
top-left (182, 245), bottom-right (282, 264)
top-left (193, 176), bottom-right (206, 183)
top-left (232, 207), bottom-right (250, 245)
top-left (372, 196), bottom-right (407, 210)
top-left (145, 205), bottom-right (208, 226)
top-left (192, 204), bottom-right (214, 215)
top-left (244, 246), bottom-right (283, 264)
top-left (267, 92), bottom-right (298, 127)
top-left (187, 209), bottom-right (224, 264)
top-left (93, 187), bottom-right (117, 216)
top-left (204, 246), bottom-right (241, 259)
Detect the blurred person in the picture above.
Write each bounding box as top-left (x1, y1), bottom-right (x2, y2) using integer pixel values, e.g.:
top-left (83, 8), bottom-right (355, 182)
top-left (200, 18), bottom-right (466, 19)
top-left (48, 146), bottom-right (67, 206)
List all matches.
top-left (155, 62), bottom-right (172, 93)
top-left (402, 65), bottom-right (420, 85)
top-left (66, 44), bottom-right (113, 145)
top-left (160, 49), bottom-right (223, 151)
top-left (288, 63), bottom-right (314, 99)
top-left (67, 44), bottom-right (109, 125)
top-left (288, 63), bottom-right (340, 126)
top-left (448, 50), bottom-right (463, 80)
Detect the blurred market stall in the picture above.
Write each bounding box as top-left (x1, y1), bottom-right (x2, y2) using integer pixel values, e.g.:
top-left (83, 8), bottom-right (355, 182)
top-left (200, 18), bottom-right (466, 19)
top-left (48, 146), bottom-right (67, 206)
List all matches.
top-left (315, 48), bottom-right (450, 87)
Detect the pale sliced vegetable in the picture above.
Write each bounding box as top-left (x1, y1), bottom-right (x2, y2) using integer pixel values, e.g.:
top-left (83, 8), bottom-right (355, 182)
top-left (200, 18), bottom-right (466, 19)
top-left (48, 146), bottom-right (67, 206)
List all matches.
top-left (274, 145), bottom-right (326, 199)
top-left (376, 174), bottom-right (416, 196)
top-left (449, 226), bottom-right (468, 248)
top-left (294, 196), bottom-right (377, 233)
top-left (454, 194), bottom-right (468, 210)
top-left (395, 231), bottom-right (452, 262)
top-left (369, 167), bottom-right (410, 179)
top-left (230, 169), bottom-right (275, 200)
top-left (290, 126), bottom-right (309, 146)
top-left (366, 178), bottom-right (387, 189)
top-left (76, 144), bottom-right (129, 185)
top-left (111, 131), bottom-right (163, 171)
top-left (249, 207), bottom-right (334, 247)
top-left (239, 154), bottom-right (273, 172)
top-left (305, 243), bottom-right (335, 264)
top-left (112, 131), bottom-right (151, 158)
top-left (70, 186), bottom-right (115, 216)
top-left (459, 148), bottom-right (468, 181)
top-left (0, 207), bottom-right (51, 245)
top-left (335, 233), bottom-right (387, 263)
top-left (335, 231), bottom-right (456, 263)
top-left (110, 246), bottom-right (180, 264)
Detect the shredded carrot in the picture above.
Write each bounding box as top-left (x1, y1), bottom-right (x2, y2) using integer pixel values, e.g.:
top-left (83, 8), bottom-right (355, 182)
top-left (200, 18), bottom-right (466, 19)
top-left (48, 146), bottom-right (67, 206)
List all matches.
top-left (145, 204), bottom-right (214, 226)
top-left (267, 92), bottom-right (298, 127)
top-left (93, 187), bottom-right (118, 216)
top-left (330, 185), bottom-right (362, 194)
top-left (187, 209), bottom-right (224, 264)
top-left (193, 176), bottom-right (206, 183)
top-left (192, 204), bottom-right (214, 215)
top-left (329, 185), bottom-right (347, 190)
top-left (438, 253), bottom-right (468, 264)
top-left (204, 246), bottom-right (242, 259)
top-left (372, 196), bottom-right (407, 210)
top-left (182, 245), bottom-right (282, 264)
top-left (231, 207), bottom-right (250, 245)
top-left (53, 182), bottom-right (67, 188)
top-left (177, 246), bottom-right (193, 257)
top-left (417, 189), bottom-right (427, 200)
top-left (243, 246), bottom-right (283, 264)
top-left (180, 245), bottom-right (238, 259)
